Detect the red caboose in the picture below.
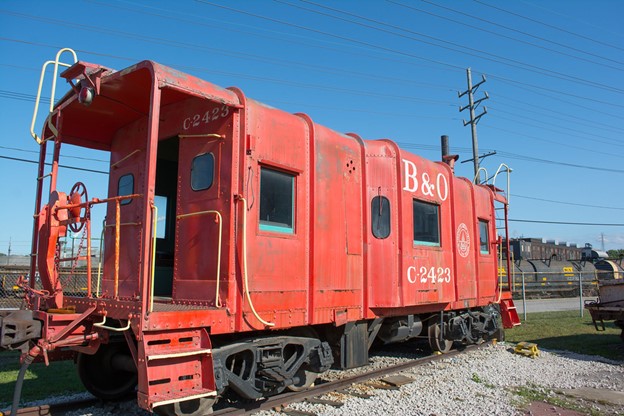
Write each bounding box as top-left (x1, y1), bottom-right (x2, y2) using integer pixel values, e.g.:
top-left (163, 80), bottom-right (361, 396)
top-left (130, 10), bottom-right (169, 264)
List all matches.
top-left (0, 49), bottom-right (518, 416)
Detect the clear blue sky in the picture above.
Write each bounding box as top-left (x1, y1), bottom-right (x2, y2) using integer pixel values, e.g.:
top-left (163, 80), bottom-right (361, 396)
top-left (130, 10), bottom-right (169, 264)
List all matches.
top-left (1, 0), bottom-right (623, 256)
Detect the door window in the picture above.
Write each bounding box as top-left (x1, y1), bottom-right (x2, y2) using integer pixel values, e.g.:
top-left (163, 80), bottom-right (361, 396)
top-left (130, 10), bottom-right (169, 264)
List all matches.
top-left (191, 153), bottom-right (215, 191)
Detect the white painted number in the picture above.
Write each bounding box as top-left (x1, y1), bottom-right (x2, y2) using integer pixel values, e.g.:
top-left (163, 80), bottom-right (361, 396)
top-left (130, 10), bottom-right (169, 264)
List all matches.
top-left (183, 105), bottom-right (230, 130)
top-left (407, 265), bottom-right (451, 284)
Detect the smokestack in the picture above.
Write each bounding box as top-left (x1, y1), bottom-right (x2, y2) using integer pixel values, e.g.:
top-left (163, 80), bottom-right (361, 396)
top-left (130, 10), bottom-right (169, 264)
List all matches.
top-left (441, 135), bottom-right (449, 160)
top-left (440, 134), bottom-right (459, 173)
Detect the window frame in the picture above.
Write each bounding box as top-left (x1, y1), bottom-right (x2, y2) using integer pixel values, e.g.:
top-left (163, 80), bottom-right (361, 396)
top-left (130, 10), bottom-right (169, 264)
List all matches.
top-left (479, 219), bottom-right (490, 254)
top-left (154, 195), bottom-right (168, 240)
top-left (412, 199), bottom-right (441, 247)
top-left (118, 174), bottom-right (134, 205)
top-left (190, 152), bottom-right (215, 192)
top-left (259, 166), bottom-right (296, 235)
top-left (371, 195), bottom-right (391, 239)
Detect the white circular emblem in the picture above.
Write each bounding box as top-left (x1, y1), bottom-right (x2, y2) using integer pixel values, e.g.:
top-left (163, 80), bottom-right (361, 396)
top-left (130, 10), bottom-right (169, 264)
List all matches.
top-left (456, 223), bottom-right (470, 258)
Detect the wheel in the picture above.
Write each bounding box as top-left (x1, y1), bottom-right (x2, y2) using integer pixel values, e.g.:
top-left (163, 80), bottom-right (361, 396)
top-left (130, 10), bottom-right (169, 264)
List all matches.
top-left (428, 317), bottom-right (452, 353)
top-left (288, 367), bottom-right (317, 392)
top-left (491, 326), bottom-right (505, 342)
top-left (77, 342), bottom-right (137, 400)
top-left (154, 397), bottom-right (216, 416)
top-left (286, 326), bottom-right (320, 392)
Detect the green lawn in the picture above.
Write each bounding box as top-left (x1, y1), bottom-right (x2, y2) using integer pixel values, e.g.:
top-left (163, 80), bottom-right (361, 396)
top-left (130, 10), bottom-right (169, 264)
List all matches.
top-left (0, 352), bottom-right (83, 408)
top-left (504, 310), bottom-right (623, 361)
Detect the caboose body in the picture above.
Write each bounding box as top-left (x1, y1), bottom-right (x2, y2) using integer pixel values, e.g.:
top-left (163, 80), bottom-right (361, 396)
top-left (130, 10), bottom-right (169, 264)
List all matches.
top-left (0, 50), bottom-right (517, 415)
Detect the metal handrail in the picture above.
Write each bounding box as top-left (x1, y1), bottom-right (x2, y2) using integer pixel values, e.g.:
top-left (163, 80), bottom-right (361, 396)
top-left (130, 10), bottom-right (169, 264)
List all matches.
top-left (149, 203), bottom-right (157, 313)
top-left (30, 48), bottom-right (78, 144)
top-left (473, 166), bottom-right (488, 184)
top-left (492, 163), bottom-right (512, 203)
top-left (93, 315), bottom-right (131, 332)
top-left (236, 196), bottom-right (275, 327)
top-left (176, 209), bottom-right (223, 307)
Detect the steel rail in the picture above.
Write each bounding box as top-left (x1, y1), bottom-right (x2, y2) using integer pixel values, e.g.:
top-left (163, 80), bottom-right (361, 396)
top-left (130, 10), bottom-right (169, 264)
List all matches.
top-left (1, 396), bottom-right (99, 416)
top-left (212, 342), bottom-right (490, 416)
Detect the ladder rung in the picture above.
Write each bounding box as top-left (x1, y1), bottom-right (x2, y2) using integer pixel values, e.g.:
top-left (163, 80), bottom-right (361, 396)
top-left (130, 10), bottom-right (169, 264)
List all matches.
top-left (151, 390), bottom-right (217, 409)
top-left (147, 348), bottom-right (212, 361)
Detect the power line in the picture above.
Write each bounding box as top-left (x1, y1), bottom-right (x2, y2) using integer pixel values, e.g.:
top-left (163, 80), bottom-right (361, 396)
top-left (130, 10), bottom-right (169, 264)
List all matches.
top-left (492, 94), bottom-right (624, 135)
top-left (513, 194), bottom-right (624, 211)
top-left (194, 1), bottom-right (624, 96)
top-left (509, 219), bottom-right (624, 226)
top-left (483, 111), bottom-right (624, 150)
top-left (274, 0), bottom-right (624, 94)
top-left (422, 0), bottom-right (624, 66)
top-left (474, 0), bottom-right (624, 54)
top-left (0, 154), bottom-right (108, 175)
top-left (489, 74), bottom-right (624, 110)
top-left (397, 142), bottom-right (624, 174)
top-left (387, 0), bottom-right (624, 72)
top-left (0, 145), bottom-right (109, 163)
top-left (494, 150), bottom-right (624, 174)
top-left (481, 125), bottom-right (624, 160)
top-left (0, 41), bottom-right (452, 107)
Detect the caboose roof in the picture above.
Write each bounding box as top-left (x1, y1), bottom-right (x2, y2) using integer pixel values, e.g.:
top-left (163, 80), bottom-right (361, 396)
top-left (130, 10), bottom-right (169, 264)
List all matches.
top-left (44, 60), bottom-right (241, 150)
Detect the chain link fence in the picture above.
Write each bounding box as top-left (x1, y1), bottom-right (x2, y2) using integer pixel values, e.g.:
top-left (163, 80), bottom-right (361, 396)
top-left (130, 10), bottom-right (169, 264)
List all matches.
top-left (0, 267), bottom-right (93, 309)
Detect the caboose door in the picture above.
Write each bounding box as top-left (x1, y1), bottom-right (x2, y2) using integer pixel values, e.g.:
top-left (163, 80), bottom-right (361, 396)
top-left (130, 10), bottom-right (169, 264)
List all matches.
top-left (171, 111), bottom-right (234, 306)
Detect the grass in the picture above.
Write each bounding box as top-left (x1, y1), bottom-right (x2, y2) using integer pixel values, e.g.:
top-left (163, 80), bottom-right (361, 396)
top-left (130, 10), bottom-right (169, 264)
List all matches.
top-left (0, 352), bottom-right (83, 409)
top-left (513, 384), bottom-right (602, 416)
top-left (504, 310), bottom-right (624, 361)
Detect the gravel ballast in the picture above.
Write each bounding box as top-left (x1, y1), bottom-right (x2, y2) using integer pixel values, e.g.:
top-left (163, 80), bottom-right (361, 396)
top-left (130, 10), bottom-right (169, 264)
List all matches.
top-left (275, 343), bottom-right (624, 416)
top-left (16, 342), bottom-right (624, 416)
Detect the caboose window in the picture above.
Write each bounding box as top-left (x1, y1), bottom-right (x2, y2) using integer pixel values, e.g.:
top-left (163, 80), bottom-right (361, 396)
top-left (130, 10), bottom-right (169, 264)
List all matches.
top-left (479, 220), bottom-right (489, 254)
top-left (371, 196), bottom-right (391, 239)
top-left (259, 167), bottom-right (294, 234)
top-left (154, 195), bottom-right (168, 239)
top-left (413, 200), bottom-right (440, 246)
top-left (191, 153), bottom-right (214, 191)
top-left (118, 174), bottom-right (134, 205)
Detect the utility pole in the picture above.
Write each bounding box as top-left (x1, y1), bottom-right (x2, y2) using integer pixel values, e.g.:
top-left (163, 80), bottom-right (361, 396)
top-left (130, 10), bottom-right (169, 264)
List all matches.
top-left (7, 237), bottom-right (11, 266)
top-left (459, 68), bottom-right (488, 183)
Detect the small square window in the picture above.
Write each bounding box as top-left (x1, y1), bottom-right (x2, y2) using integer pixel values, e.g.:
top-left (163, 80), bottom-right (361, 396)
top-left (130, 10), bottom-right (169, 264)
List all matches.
top-left (191, 153), bottom-right (214, 191)
top-left (259, 167), bottom-right (294, 234)
top-left (118, 174), bottom-right (134, 205)
top-left (413, 200), bottom-right (440, 246)
top-left (479, 220), bottom-right (490, 254)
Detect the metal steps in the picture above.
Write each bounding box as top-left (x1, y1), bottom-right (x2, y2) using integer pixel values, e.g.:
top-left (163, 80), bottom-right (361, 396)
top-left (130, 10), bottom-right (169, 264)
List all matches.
top-left (138, 327), bottom-right (217, 411)
top-left (500, 298), bottom-right (521, 328)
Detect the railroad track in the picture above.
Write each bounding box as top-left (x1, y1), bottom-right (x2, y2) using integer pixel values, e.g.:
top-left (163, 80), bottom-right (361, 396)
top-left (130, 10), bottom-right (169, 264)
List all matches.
top-left (211, 343), bottom-right (487, 416)
top-left (0, 397), bottom-right (101, 416)
top-left (2, 342), bottom-right (488, 416)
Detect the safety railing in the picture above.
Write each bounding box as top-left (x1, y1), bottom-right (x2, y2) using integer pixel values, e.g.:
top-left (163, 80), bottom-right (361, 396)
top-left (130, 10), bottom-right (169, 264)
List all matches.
top-left (56, 193), bottom-right (142, 299)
